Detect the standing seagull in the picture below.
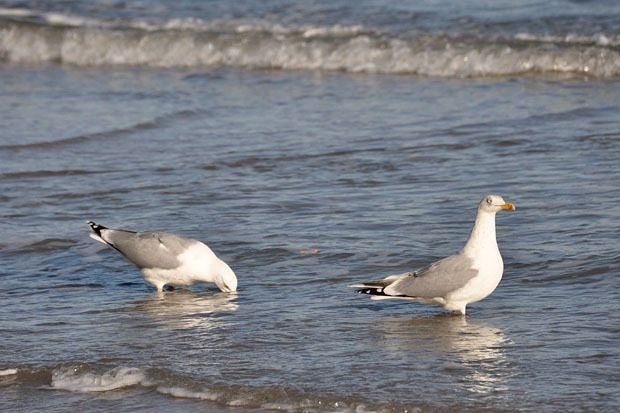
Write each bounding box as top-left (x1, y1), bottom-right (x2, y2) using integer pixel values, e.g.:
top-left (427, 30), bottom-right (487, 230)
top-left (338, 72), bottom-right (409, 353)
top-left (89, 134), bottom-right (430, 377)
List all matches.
top-left (87, 221), bottom-right (237, 293)
top-left (351, 195), bottom-right (515, 315)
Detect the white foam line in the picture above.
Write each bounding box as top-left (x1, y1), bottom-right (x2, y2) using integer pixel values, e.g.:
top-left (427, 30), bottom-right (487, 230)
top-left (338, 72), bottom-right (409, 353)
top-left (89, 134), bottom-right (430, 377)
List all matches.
top-left (51, 366), bottom-right (145, 392)
top-left (0, 7), bottom-right (35, 17)
top-left (0, 368), bottom-right (18, 376)
top-left (157, 386), bottom-right (220, 401)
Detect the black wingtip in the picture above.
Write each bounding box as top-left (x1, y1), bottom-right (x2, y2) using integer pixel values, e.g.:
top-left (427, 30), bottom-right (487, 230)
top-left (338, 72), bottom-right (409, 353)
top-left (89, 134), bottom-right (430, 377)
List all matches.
top-left (357, 288), bottom-right (387, 296)
top-left (87, 220), bottom-right (107, 236)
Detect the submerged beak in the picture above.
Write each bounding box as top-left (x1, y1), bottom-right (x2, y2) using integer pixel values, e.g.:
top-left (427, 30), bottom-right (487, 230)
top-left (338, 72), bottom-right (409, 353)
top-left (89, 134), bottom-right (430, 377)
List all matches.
top-left (500, 202), bottom-right (516, 211)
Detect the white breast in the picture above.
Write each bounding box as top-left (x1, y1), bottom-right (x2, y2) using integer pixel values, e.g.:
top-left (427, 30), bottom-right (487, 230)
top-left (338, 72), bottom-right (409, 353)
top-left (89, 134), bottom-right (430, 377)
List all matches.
top-left (450, 250), bottom-right (503, 305)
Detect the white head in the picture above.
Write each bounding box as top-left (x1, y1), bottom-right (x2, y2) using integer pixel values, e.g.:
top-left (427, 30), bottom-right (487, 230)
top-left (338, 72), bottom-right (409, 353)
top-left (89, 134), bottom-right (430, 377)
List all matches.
top-left (478, 194), bottom-right (516, 214)
top-left (215, 260), bottom-right (238, 293)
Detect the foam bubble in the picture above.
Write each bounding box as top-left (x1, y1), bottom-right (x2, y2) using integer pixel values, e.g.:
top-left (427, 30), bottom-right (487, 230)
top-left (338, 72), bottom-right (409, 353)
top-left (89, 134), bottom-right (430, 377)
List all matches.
top-left (51, 366), bottom-right (146, 392)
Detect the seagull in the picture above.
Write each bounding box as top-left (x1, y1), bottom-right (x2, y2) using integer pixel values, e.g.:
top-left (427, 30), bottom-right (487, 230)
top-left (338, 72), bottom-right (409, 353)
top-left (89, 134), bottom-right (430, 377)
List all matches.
top-left (87, 221), bottom-right (237, 293)
top-left (351, 195), bottom-right (515, 315)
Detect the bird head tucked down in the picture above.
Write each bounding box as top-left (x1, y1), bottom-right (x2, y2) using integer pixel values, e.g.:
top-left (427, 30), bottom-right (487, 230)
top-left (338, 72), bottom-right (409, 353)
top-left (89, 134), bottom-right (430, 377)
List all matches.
top-left (215, 259), bottom-right (238, 293)
top-left (478, 194), bottom-right (516, 214)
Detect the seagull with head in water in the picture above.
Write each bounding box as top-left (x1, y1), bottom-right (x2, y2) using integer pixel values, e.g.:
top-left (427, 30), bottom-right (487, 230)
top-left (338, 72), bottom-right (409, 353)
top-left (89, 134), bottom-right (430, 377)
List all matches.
top-left (351, 194), bottom-right (515, 315)
top-left (87, 221), bottom-right (237, 293)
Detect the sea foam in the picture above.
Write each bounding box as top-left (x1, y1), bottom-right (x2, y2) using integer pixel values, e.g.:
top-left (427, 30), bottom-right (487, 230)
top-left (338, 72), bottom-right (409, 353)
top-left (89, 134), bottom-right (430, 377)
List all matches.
top-left (156, 385), bottom-right (222, 401)
top-left (51, 366), bottom-right (146, 392)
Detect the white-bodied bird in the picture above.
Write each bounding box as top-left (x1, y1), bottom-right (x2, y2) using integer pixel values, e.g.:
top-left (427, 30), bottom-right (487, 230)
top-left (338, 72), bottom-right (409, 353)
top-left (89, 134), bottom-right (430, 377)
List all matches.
top-left (87, 221), bottom-right (237, 293)
top-left (351, 195), bottom-right (515, 315)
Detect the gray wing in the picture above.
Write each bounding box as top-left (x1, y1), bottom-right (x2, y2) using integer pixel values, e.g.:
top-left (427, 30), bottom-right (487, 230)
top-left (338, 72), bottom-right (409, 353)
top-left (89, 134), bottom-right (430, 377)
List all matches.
top-left (384, 254), bottom-right (477, 298)
top-left (103, 230), bottom-right (198, 270)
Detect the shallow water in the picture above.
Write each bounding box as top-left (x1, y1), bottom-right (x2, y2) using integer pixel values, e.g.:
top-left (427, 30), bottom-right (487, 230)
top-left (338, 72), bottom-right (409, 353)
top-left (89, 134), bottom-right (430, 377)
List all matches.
top-left (1, 1), bottom-right (620, 413)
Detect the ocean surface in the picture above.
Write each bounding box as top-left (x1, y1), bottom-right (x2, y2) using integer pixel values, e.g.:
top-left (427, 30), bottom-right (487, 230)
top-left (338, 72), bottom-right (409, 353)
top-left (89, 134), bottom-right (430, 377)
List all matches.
top-left (1, 1), bottom-right (619, 412)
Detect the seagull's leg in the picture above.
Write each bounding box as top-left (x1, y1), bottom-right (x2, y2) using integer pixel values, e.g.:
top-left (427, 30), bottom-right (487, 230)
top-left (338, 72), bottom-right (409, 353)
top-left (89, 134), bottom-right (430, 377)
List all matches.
top-left (444, 301), bottom-right (467, 315)
top-left (154, 282), bottom-right (167, 299)
top-left (445, 310), bottom-right (466, 316)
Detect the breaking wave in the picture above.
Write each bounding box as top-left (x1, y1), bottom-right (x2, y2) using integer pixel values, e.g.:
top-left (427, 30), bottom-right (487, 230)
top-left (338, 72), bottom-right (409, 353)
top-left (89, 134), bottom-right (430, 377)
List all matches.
top-left (52, 365), bottom-right (146, 392)
top-left (5, 363), bottom-right (436, 412)
top-left (1, 8), bottom-right (620, 78)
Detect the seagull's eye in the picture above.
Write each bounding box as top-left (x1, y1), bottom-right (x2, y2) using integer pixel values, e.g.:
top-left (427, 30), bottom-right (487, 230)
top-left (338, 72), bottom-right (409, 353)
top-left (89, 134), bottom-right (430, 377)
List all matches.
top-left (486, 197), bottom-right (493, 204)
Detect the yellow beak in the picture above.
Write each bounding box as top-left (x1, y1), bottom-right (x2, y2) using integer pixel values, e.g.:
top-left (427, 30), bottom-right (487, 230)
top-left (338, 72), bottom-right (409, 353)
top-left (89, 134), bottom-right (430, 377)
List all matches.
top-left (501, 202), bottom-right (516, 211)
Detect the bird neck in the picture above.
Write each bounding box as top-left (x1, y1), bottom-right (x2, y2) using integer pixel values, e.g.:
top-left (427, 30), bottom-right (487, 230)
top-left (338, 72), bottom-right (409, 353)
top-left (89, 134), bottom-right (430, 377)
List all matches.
top-left (462, 209), bottom-right (498, 257)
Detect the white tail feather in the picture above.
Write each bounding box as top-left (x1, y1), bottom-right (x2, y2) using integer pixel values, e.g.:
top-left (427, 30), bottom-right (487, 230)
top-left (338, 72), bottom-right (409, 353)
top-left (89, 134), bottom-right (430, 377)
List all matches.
top-left (349, 283), bottom-right (373, 288)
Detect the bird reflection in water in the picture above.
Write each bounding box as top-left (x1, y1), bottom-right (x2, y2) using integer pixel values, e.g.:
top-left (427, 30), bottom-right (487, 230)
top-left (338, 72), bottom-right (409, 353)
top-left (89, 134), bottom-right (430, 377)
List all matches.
top-left (131, 290), bottom-right (239, 330)
top-left (377, 315), bottom-right (512, 395)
